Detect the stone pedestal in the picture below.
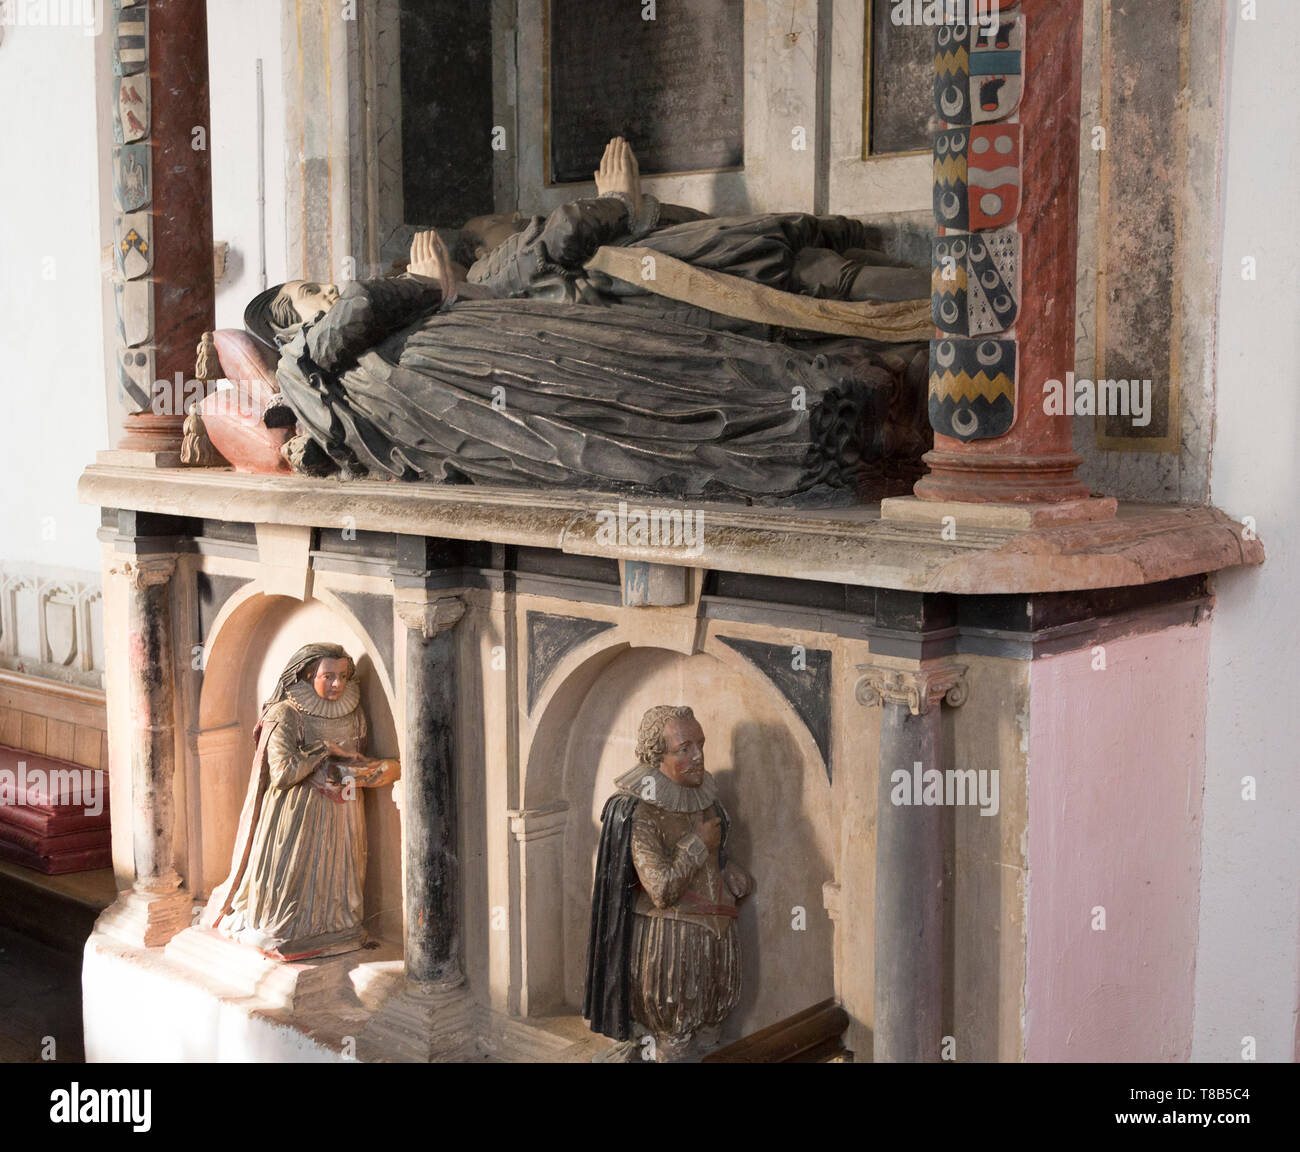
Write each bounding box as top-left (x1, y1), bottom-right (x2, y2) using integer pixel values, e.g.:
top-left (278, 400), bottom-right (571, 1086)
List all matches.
top-left (857, 662), bottom-right (967, 1063)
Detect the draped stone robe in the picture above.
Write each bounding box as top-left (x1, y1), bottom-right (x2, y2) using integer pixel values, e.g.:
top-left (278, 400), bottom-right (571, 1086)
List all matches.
top-left (218, 679), bottom-right (369, 960)
top-left (273, 277), bottom-right (919, 502)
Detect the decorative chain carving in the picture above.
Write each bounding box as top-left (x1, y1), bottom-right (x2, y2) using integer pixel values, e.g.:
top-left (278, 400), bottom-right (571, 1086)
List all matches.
top-left (855, 663), bottom-right (968, 716)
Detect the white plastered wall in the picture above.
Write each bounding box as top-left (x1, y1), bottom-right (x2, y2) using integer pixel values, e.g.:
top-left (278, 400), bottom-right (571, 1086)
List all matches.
top-left (1195, 3), bottom-right (1300, 1062)
top-left (0, 20), bottom-right (107, 575)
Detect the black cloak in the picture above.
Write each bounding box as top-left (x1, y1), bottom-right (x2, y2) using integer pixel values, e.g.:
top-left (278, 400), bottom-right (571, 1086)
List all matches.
top-left (582, 791), bottom-right (730, 1042)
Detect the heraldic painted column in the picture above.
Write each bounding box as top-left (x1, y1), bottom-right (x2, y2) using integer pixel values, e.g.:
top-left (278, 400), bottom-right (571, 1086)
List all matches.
top-left (914, 0), bottom-right (1093, 505)
top-left (97, 554), bottom-right (192, 948)
top-left (396, 596), bottom-right (467, 988)
top-left (110, 0), bottom-right (216, 459)
top-left (856, 661), bottom-right (967, 1063)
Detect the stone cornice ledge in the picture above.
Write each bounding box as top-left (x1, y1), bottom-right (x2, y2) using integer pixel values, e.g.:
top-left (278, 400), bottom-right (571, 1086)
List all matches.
top-left (78, 465), bottom-right (1265, 595)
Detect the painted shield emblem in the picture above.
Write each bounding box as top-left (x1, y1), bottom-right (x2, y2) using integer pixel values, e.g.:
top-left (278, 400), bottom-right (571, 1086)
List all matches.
top-left (934, 23), bottom-right (972, 126)
top-left (933, 230), bottom-right (1019, 336)
top-left (935, 126), bottom-right (1021, 231)
top-left (968, 124), bottom-right (1020, 228)
top-left (112, 5), bottom-right (147, 77)
top-left (115, 212), bottom-right (152, 280)
top-left (929, 337), bottom-right (1016, 443)
top-left (118, 346), bottom-right (156, 413)
top-left (114, 143), bottom-right (150, 212)
top-left (114, 75), bottom-right (149, 144)
top-left (970, 15), bottom-right (1023, 123)
top-left (114, 279), bottom-right (152, 347)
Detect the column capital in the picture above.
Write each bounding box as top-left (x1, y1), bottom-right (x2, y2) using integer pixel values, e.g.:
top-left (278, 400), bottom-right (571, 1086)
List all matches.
top-left (111, 556), bottom-right (177, 590)
top-left (855, 662), bottom-right (968, 715)
top-left (396, 596), bottom-right (466, 640)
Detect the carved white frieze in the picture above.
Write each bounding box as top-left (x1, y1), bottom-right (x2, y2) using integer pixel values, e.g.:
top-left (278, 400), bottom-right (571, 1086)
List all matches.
top-left (0, 565), bottom-right (105, 685)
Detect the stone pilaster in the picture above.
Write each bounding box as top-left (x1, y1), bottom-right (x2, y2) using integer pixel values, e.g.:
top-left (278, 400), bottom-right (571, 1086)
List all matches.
top-left (395, 596), bottom-right (467, 988)
top-left (97, 554), bottom-right (191, 947)
top-left (856, 660), bottom-right (967, 1063)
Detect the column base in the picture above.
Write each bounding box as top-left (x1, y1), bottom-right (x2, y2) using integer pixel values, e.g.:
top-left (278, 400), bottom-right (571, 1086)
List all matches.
top-left (94, 886), bottom-right (193, 949)
top-left (914, 449), bottom-right (1092, 505)
top-left (357, 980), bottom-right (475, 1062)
top-left (115, 413), bottom-right (186, 459)
top-left (882, 495), bottom-right (1118, 530)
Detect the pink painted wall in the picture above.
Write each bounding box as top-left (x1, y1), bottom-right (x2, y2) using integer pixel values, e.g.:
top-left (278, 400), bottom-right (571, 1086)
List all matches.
top-left (1025, 621), bottom-right (1209, 1061)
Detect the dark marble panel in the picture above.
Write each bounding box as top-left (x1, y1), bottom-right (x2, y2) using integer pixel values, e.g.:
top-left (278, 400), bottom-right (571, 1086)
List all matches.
top-left (526, 611), bottom-right (616, 713)
top-left (335, 590), bottom-right (395, 684)
top-left (195, 573), bottom-right (251, 645)
top-left (400, 0), bottom-right (495, 226)
top-left (549, 0), bottom-right (744, 182)
top-left (718, 636), bottom-right (832, 783)
top-left (868, 1), bottom-right (933, 155)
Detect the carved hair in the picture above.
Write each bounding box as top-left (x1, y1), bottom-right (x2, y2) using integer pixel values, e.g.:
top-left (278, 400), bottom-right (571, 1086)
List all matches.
top-left (244, 283), bottom-right (299, 351)
top-left (298, 648), bottom-right (356, 684)
top-left (635, 705), bottom-right (697, 768)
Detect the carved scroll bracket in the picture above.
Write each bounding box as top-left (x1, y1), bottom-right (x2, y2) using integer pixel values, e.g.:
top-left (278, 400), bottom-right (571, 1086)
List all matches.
top-left (396, 596), bottom-right (466, 640)
top-left (855, 662), bottom-right (968, 716)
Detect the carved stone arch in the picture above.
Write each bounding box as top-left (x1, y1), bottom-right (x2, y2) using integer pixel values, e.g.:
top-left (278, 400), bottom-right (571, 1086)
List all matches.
top-left (523, 631), bottom-right (631, 812)
top-left (511, 633), bottom-right (837, 1026)
top-left (193, 584), bottom-right (399, 907)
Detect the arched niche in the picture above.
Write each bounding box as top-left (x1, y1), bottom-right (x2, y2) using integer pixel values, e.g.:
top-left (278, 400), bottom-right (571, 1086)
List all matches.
top-left (194, 589), bottom-right (402, 946)
top-left (519, 639), bottom-right (837, 1039)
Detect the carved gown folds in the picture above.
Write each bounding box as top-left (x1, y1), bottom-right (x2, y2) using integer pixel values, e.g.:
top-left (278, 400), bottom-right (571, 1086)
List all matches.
top-left (272, 276), bottom-right (924, 502)
top-left (219, 680), bottom-right (368, 959)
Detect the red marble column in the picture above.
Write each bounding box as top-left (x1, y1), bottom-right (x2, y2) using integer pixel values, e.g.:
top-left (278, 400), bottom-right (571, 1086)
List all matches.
top-left (117, 0), bottom-right (216, 455)
top-left (915, 0), bottom-right (1090, 504)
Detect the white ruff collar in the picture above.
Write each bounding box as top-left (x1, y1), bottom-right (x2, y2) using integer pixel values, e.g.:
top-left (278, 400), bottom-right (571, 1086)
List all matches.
top-left (615, 763), bottom-right (718, 813)
top-left (286, 678), bottom-right (361, 719)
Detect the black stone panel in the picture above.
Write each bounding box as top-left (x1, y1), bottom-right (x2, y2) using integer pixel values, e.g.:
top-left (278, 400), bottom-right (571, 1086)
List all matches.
top-left (514, 547), bottom-right (621, 586)
top-left (526, 611), bottom-right (616, 713)
top-left (316, 528), bottom-right (394, 563)
top-left (335, 590), bottom-right (395, 685)
top-left (548, 0), bottom-right (744, 183)
top-left (400, 0), bottom-right (494, 226)
top-left (718, 636), bottom-right (833, 783)
top-left (703, 571), bottom-right (875, 618)
top-left (195, 572), bottom-right (252, 645)
top-left (198, 519), bottom-right (257, 545)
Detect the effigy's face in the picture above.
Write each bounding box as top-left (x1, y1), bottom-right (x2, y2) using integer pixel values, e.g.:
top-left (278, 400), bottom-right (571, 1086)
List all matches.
top-left (312, 657), bottom-right (352, 702)
top-left (287, 280), bottom-right (340, 325)
top-left (460, 211), bottom-right (526, 262)
top-left (659, 717), bottom-right (706, 788)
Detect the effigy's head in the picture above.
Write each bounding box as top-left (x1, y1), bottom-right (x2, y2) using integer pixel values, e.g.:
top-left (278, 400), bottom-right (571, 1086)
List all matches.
top-left (244, 281), bottom-right (340, 348)
top-left (295, 648), bottom-right (355, 702)
top-left (636, 705), bottom-right (706, 788)
top-left (456, 211), bottom-right (526, 266)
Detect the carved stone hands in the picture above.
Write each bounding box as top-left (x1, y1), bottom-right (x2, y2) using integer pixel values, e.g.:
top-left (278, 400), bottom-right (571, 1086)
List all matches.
top-left (408, 229), bottom-right (462, 293)
top-left (722, 861), bottom-right (753, 901)
top-left (594, 136), bottom-right (642, 220)
top-left (695, 814), bottom-right (723, 852)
